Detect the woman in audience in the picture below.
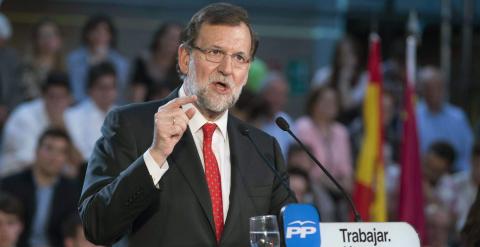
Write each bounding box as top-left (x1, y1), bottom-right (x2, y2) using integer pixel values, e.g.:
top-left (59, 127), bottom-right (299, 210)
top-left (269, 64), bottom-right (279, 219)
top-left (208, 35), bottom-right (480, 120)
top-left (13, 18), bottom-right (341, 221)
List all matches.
top-left (129, 22), bottom-right (182, 102)
top-left (67, 14), bottom-right (128, 103)
top-left (311, 35), bottom-right (367, 124)
top-left (21, 19), bottom-right (65, 101)
top-left (294, 86), bottom-right (353, 221)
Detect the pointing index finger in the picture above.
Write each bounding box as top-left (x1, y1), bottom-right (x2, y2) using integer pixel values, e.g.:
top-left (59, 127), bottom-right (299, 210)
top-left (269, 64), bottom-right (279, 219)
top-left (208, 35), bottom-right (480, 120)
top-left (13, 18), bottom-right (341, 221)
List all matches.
top-left (167, 95), bottom-right (197, 108)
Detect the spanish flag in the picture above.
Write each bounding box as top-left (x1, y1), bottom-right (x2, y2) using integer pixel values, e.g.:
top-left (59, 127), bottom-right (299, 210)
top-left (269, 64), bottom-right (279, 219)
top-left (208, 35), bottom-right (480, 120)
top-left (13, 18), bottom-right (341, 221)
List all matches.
top-left (352, 33), bottom-right (386, 221)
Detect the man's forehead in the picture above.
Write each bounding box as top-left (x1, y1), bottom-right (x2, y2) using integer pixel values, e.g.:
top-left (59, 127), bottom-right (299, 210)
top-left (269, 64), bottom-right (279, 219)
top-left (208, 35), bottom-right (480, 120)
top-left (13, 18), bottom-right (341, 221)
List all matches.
top-left (196, 23), bottom-right (252, 52)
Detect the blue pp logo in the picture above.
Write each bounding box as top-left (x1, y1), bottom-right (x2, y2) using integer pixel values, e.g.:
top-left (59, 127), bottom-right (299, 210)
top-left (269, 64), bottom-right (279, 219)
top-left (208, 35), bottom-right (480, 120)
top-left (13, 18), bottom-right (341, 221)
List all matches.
top-left (281, 204), bottom-right (321, 247)
top-left (286, 220), bottom-right (317, 238)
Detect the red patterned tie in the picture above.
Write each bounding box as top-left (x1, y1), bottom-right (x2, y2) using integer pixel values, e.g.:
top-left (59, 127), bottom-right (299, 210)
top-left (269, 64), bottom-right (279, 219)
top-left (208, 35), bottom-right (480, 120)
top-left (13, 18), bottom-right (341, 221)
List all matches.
top-left (202, 123), bottom-right (224, 243)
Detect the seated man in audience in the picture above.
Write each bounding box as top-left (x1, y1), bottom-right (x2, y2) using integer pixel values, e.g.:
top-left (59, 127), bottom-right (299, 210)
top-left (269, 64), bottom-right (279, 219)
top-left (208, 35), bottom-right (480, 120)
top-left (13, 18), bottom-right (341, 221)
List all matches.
top-left (0, 72), bottom-right (73, 177)
top-left (0, 192), bottom-right (23, 247)
top-left (0, 128), bottom-right (81, 247)
top-left (416, 66), bottom-right (473, 172)
top-left (64, 62), bottom-right (117, 162)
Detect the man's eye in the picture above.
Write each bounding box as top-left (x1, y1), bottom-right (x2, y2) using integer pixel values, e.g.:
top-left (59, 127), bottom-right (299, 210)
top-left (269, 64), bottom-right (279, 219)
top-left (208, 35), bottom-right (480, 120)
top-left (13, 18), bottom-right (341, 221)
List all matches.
top-left (208, 49), bottom-right (222, 56)
top-left (234, 55), bottom-right (246, 63)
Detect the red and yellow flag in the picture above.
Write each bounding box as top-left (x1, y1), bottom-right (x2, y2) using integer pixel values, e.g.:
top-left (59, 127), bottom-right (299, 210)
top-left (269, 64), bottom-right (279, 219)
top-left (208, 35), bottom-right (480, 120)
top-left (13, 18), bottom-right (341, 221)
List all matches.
top-left (352, 33), bottom-right (386, 221)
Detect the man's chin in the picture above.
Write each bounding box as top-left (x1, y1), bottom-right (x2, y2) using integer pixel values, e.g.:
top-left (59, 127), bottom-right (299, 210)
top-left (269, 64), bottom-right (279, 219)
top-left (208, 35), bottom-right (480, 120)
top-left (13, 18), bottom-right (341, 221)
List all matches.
top-left (203, 104), bottom-right (229, 114)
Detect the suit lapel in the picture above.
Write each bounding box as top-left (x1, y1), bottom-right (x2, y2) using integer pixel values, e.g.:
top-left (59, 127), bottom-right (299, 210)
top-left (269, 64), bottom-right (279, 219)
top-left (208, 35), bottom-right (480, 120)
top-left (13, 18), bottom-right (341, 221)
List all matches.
top-left (168, 128), bottom-right (216, 236)
top-left (154, 88), bottom-right (218, 238)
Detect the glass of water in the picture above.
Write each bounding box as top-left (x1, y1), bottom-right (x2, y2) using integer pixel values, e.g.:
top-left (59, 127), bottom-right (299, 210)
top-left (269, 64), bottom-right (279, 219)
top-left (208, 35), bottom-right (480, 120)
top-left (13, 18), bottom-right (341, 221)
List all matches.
top-left (249, 215), bottom-right (280, 247)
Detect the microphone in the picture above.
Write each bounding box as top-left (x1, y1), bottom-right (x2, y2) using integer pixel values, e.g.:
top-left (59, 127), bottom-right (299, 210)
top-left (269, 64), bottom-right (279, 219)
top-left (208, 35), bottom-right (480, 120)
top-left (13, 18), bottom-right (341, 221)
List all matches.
top-left (275, 117), bottom-right (362, 222)
top-left (239, 125), bottom-right (296, 200)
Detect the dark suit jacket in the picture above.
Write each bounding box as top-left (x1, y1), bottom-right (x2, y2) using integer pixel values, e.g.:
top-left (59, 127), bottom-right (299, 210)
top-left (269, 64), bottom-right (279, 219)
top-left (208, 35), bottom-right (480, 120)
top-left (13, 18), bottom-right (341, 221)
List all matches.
top-left (1, 169), bottom-right (81, 247)
top-left (79, 89), bottom-right (296, 247)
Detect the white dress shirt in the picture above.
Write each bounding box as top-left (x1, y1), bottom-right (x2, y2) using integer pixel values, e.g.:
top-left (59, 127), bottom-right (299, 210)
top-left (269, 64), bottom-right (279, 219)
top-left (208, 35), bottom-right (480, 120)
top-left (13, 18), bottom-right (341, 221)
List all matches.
top-left (144, 85), bottom-right (231, 220)
top-left (0, 99), bottom-right (50, 176)
top-left (64, 98), bottom-right (114, 160)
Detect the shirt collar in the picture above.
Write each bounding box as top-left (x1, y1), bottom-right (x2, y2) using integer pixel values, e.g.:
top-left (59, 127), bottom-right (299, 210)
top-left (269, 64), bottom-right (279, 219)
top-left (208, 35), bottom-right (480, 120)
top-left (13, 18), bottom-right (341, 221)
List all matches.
top-left (179, 84), bottom-right (228, 140)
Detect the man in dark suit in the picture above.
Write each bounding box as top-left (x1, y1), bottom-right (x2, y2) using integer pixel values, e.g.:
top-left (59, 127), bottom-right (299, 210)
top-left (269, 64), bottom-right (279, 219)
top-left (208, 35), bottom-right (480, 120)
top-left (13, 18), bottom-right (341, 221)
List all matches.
top-left (79, 3), bottom-right (296, 246)
top-left (1, 128), bottom-right (81, 247)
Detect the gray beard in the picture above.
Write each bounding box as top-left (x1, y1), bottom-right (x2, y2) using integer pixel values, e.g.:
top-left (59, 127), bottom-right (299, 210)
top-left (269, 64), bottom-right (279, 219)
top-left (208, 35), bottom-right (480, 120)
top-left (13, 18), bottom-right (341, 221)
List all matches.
top-left (184, 65), bottom-right (242, 115)
top-left (195, 86), bottom-right (236, 113)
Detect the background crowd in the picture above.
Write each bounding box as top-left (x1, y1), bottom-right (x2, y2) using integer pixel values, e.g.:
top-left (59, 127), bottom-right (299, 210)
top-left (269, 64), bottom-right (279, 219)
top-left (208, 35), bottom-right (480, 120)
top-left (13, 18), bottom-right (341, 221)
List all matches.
top-left (0, 2), bottom-right (479, 247)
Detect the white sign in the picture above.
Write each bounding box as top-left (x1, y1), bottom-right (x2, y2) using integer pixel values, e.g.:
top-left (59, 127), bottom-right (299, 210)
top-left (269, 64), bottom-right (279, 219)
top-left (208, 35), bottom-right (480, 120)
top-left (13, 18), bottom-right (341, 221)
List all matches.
top-left (319, 222), bottom-right (420, 247)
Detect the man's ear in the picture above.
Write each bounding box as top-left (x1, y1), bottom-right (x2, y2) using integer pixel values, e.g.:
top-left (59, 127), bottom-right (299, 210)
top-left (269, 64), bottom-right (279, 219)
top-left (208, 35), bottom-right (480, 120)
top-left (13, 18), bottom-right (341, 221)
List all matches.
top-left (178, 44), bottom-right (190, 75)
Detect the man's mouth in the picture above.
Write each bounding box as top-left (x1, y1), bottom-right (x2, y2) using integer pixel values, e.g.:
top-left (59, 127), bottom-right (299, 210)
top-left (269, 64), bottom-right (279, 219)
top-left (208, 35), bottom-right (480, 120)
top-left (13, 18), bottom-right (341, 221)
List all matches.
top-left (212, 81), bottom-right (230, 94)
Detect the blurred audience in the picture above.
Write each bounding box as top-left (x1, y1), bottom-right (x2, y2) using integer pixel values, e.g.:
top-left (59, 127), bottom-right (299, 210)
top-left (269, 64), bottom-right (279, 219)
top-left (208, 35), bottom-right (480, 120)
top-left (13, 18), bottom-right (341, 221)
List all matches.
top-left (62, 215), bottom-right (103, 247)
top-left (0, 13), bottom-right (23, 133)
top-left (349, 90), bottom-right (402, 218)
top-left (67, 14), bottom-right (128, 103)
top-left (0, 72), bottom-right (72, 177)
top-left (129, 22), bottom-right (182, 102)
top-left (231, 89), bottom-right (257, 122)
top-left (259, 71), bottom-right (293, 158)
top-left (245, 58), bottom-right (268, 93)
top-left (452, 142), bottom-right (480, 233)
top-left (416, 66), bottom-right (473, 173)
top-left (21, 19), bottom-right (65, 101)
top-left (64, 62), bottom-right (117, 161)
top-left (422, 141), bottom-right (456, 209)
top-left (461, 187), bottom-right (480, 247)
top-left (287, 144), bottom-right (314, 173)
top-left (0, 192), bottom-right (23, 247)
top-left (311, 35), bottom-right (367, 124)
top-left (0, 128), bottom-right (81, 247)
top-left (425, 204), bottom-right (451, 247)
top-left (422, 141), bottom-right (456, 247)
top-left (2, 7), bottom-right (480, 245)
top-left (231, 89), bottom-right (270, 127)
top-left (294, 86), bottom-right (353, 221)
top-left (350, 90), bottom-right (401, 167)
top-left (287, 144), bottom-right (337, 222)
top-left (382, 39), bottom-right (406, 105)
top-left (287, 167), bottom-right (315, 204)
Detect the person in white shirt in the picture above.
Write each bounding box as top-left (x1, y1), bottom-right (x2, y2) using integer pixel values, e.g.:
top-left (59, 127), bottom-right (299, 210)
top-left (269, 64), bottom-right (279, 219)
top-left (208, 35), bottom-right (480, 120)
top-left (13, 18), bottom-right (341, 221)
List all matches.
top-left (0, 72), bottom-right (72, 177)
top-left (64, 62), bottom-right (117, 161)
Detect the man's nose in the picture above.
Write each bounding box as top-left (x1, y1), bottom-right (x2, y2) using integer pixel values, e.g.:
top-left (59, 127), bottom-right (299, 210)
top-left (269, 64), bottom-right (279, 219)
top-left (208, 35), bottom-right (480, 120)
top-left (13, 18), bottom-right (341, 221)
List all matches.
top-left (217, 55), bottom-right (233, 76)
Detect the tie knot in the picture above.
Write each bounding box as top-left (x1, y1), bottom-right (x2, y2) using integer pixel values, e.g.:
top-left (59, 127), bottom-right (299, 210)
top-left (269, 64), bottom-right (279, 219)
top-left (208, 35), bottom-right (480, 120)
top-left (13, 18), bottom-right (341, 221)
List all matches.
top-left (202, 123), bottom-right (217, 139)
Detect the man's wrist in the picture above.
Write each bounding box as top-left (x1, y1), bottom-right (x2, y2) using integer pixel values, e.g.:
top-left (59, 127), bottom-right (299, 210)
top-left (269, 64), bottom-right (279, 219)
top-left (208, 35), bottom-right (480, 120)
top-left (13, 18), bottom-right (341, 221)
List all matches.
top-left (148, 147), bottom-right (167, 167)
